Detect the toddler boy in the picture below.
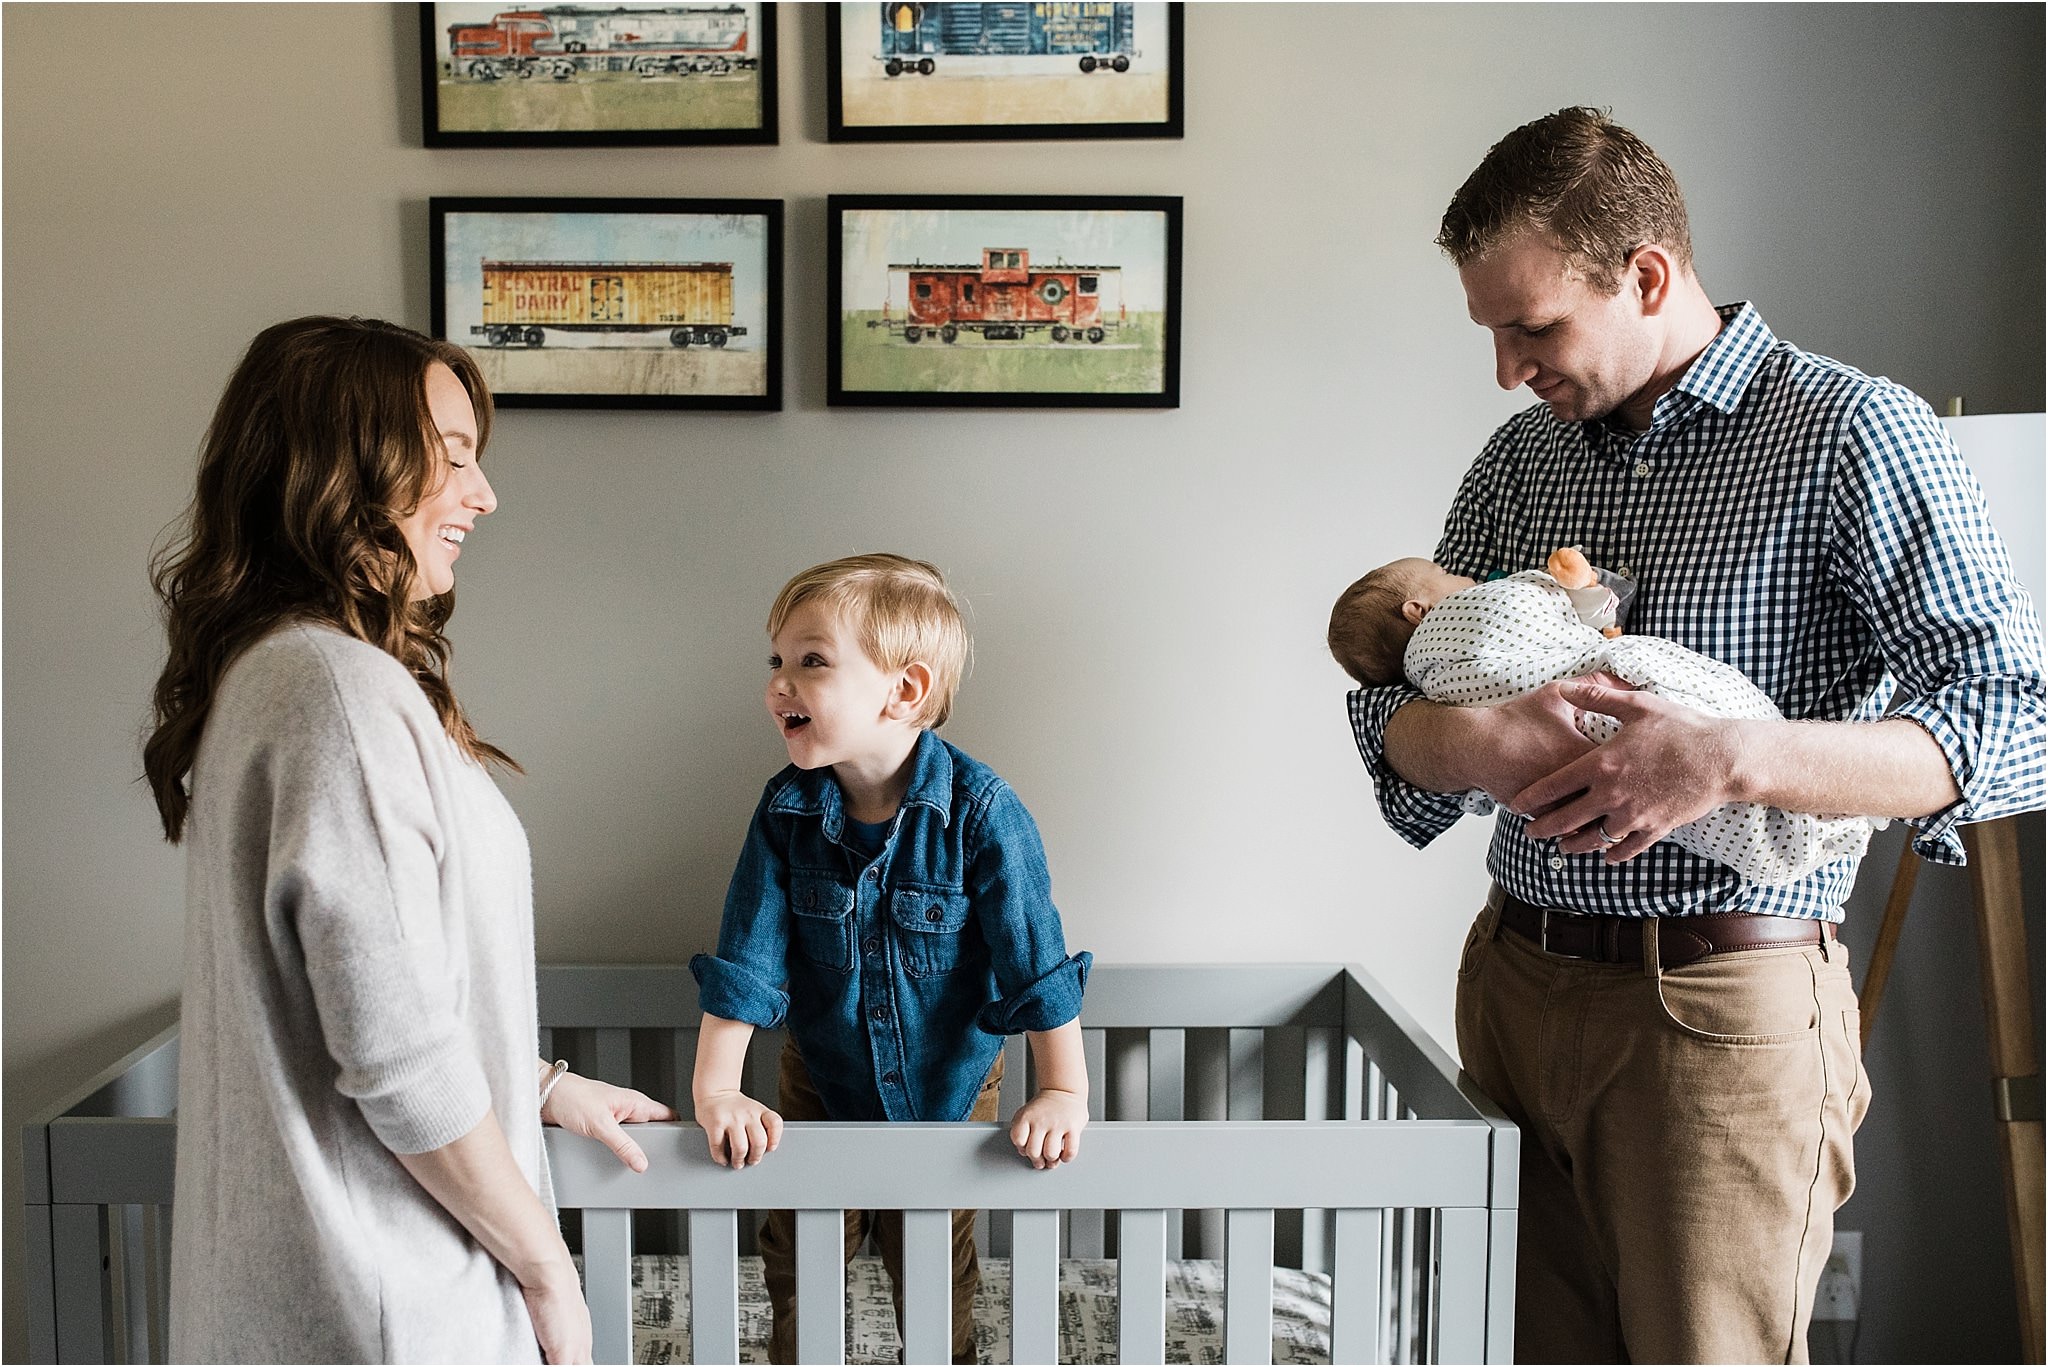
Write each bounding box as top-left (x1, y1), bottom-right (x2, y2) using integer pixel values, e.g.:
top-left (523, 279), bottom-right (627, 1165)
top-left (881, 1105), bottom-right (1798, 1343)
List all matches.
top-left (690, 553), bottom-right (1091, 1364)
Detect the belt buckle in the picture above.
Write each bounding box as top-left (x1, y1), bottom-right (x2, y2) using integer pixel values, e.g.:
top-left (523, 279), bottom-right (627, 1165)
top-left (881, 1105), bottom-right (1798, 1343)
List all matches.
top-left (1536, 905), bottom-right (1592, 958)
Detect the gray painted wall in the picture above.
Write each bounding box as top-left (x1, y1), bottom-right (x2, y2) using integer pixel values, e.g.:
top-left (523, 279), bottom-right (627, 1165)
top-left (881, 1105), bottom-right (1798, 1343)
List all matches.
top-left (5, 3), bottom-right (2040, 1360)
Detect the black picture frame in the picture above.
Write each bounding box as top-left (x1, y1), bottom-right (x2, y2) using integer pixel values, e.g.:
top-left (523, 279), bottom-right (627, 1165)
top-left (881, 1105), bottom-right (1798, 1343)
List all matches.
top-left (420, 3), bottom-right (779, 147)
top-left (431, 196), bottom-right (784, 411)
top-left (826, 3), bottom-right (1183, 143)
top-left (827, 194), bottom-right (1181, 409)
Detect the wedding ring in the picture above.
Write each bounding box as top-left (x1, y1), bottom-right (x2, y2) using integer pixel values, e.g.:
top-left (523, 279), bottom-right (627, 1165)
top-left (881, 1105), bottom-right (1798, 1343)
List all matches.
top-left (1596, 821), bottom-right (1623, 845)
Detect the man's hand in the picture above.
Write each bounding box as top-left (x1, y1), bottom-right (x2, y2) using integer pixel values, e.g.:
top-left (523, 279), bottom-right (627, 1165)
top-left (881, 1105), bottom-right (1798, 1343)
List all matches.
top-left (1010, 1088), bottom-right (1088, 1169)
top-left (542, 1074), bottom-right (677, 1173)
top-left (1514, 677), bottom-right (1745, 862)
top-left (694, 1089), bottom-right (783, 1168)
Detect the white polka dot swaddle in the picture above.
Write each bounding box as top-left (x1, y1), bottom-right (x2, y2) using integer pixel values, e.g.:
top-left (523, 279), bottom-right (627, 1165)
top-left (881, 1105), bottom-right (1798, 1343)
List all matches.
top-left (1405, 571), bottom-right (1878, 885)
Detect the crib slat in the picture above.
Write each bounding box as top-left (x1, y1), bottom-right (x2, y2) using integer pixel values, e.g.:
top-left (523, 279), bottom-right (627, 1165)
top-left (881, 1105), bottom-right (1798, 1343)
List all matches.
top-left (672, 1028), bottom-right (697, 1122)
top-left (1224, 1208), bottom-right (1274, 1365)
top-left (118, 1204), bottom-right (148, 1363)
top-left (1331, 1207), bottom-right (1384, 1365)
top-left (52, 1204), bottom-right (105, 1365)
top-left (900, 1209), bottom-right (952, 1365)
top-left (583, 1207), bottom-right (633, 1365)
top-left (796, 1208), bottom-right (844, 1364)
top-left (594, 1028), bottom-right (633, 1087)
top-left (1393, 1207), bottom-right (1418, 1365)
top-left (1070, 1030), bottom-right (1107, 1258)
top-left (1302, 1030), bottom-right (1334, 1276)
top-left (1344, 1033), bottom-right (1367, 1121)
top-left (1011, 1209), bottom-right (1060, 1365)
top-left (1118, 1209), bottom-right (1168, 1365)
top-left (1148, 1029), bottom-right (1185, 1260)
top-left (1228, 1028), bottom-right (1264, 1119)
top-left (688, 1209), bottom-right (741, 1365)
top-left (1436, 1207), bottom-right (1487, 1364)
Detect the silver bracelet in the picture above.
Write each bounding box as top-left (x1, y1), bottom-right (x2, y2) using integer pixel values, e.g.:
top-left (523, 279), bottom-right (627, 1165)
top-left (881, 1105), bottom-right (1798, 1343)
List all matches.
top-left (538, 1058), bottom-right (569, 1111)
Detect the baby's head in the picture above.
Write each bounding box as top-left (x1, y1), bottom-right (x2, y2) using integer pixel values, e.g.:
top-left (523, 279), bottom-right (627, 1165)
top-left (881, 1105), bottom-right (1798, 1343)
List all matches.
top-left (1327, 557), bottom-right (1478, 686)
top-left (768, 553), bottom-right (970, 729)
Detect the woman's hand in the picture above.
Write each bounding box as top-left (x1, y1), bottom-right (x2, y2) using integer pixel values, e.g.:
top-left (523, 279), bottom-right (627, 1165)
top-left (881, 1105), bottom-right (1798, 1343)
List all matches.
top-left (695, 1089), bottom-right (783, 1167)
top-left (541, 1074), bottom-right (676, 1173)
top-left (519, 1253), bottom-right (594, 1364)
top-left (1010, 1088), bottom-right (1088, 1169)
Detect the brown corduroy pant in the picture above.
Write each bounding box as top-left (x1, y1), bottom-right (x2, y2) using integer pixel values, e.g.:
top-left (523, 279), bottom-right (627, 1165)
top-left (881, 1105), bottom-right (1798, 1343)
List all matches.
top-left (1454, 899), bottom-right (1870, 1364)
top-left (759, 1038), bottom-right (1002, 1365)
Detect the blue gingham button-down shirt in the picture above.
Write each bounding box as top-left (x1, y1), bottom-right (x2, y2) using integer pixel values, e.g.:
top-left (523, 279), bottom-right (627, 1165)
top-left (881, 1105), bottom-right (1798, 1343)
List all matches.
top-left (1349, 303), bottom-right (2046, 922)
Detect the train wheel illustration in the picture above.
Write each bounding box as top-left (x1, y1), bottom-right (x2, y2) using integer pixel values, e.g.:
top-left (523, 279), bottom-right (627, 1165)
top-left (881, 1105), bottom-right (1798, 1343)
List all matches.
top-left (467, 59), bottom-right (501, 80)
top-left (550, 60), bottom-right (575, 80)
top-left (634, 56), bottom-right (663, 77)
top-left (941, 324), bottom-right (959, 343)
top-left (1087, 327), bottom-right (1105, 343)
top-left (885, 58), bottom-right (903, 77)
top-left (917, 58), bottom-right (935, 75)
top-left (523, 327), bottom-right (545, 347)
top-left (670, 328), bottom-right (693, 348)
top-left (904, 325), bottom-right (923, 343)
top-left (1079, 55), bottom-right (1097, 73)
top-left (710, 330), bottom-right (729, 348)
top-left (1051, 324), bottom-right (1071, 343)
top-left (1113, 55), bottom-right (1131, 72)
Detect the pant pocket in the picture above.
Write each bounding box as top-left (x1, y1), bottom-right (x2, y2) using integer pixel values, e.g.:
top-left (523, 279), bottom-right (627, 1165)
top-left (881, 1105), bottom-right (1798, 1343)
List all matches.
top-left (1654, 947), bottom-right (1824, 1045)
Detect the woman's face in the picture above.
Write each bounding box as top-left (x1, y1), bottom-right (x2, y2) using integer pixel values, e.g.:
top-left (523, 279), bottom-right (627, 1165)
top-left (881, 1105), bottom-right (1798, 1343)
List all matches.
top-left (398, 362), bottom-right (496, 601)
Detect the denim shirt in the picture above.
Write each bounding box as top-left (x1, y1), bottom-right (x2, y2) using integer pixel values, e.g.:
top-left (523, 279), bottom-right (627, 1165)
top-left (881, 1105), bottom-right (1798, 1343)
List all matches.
top-left (691, 729), bottom-right (1091, 1122)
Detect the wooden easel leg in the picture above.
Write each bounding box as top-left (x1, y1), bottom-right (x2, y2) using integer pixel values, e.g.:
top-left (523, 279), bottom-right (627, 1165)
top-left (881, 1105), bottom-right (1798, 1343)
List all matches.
top-left (1859, 833), bottom-right (1921, 1049)
top-left (1962, 816), bottom-right (2045, 1364)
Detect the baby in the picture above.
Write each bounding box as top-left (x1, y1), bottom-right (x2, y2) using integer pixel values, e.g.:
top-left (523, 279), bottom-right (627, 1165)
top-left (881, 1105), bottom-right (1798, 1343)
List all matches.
top-left (689, 553), bottom-right (1091, 1364)
top-left (1328, 550), bottom-right (1879, 885)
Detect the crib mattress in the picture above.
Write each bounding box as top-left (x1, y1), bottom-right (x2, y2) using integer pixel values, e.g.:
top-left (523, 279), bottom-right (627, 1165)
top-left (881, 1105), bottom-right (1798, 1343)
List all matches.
top-left (623, 1253), bottom-right (1334, 1364)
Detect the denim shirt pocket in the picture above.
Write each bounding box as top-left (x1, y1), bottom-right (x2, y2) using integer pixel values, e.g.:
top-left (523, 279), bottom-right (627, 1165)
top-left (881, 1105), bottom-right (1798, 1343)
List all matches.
top-left (888, 885), bottom-right (975, 979)
top-left (789, 871), bottom-right (855, 974)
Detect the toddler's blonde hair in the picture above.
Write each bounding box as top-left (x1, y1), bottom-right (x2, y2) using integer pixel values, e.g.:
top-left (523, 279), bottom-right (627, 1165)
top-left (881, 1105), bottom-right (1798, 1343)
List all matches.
top-left (768, 553), bottom-right (970, 728)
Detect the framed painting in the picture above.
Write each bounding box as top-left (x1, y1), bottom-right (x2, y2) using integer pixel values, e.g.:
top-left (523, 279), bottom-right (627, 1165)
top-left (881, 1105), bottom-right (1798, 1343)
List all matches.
top-left (420, 3), bottom-right (778, 146)
top-left (827, 194), bottom-right (1181, 408)
top-left (827, 2), bottom-right (1183, 142)
top-left (431, 197), bottom-right (783, 410)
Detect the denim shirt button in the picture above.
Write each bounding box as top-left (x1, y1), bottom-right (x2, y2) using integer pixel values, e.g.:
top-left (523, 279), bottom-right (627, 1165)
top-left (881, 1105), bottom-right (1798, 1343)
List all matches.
top-left (883, 1071), bottom-right (899, 1084)
top-left (867, 868), bottom-right (881, 882)
top-left (925, 906), bottom-right (943, 922)
top-left (871, 1005), bottom-right (888, 1022)
top-left (863, 936), bottom-right (880, 955)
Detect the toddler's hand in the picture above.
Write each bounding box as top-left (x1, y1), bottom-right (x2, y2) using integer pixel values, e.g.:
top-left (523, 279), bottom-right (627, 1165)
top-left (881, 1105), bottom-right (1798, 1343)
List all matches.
top-left (1010, 1088), bottom-right (1087, 1169)
top-left (695, 1090), bottom-right (783, 1168)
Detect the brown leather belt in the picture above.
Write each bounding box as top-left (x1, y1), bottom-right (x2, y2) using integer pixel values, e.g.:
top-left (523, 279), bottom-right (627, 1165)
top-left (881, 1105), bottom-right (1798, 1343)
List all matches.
top-left (1488, 885), bottom-right (1835, 970)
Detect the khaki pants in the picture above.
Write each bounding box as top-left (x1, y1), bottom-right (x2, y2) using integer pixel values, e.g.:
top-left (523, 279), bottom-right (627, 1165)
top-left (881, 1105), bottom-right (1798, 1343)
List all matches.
top-left (760, 1039), bottom-right (1001, 1364)
top-left (1455, 901), bottom-right (1870, 1364)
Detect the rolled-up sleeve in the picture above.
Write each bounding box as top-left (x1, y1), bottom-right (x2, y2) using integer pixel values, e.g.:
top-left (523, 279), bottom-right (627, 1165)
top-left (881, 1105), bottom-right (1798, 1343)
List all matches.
top-left (691, 787), bottom-right (794, 1028)
top-left (1832, 392), bottom-right (2048, 862)
top-left (962, 783), bottom-right (1089, 1035)
top-left (275, 662), bottom-right (492, 1156)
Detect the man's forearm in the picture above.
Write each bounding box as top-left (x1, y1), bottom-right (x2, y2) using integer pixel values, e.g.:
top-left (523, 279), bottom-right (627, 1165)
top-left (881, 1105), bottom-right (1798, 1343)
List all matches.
top-left (1728, 715), bottom-right (1959, 819)
top-left (1383, 699), bottom-right (1489, 794)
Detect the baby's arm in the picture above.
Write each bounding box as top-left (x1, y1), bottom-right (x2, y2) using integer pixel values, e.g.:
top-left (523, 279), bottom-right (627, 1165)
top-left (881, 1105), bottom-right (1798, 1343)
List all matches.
top-left (1010, 1019), bottom-right (1089, 1169)
top-left (690, 1013), bottom-right (782, 1167)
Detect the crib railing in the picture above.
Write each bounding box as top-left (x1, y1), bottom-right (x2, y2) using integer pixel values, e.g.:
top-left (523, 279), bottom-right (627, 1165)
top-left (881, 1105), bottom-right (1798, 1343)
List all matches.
top-left (23, 963), bottom-right (1517, 1364)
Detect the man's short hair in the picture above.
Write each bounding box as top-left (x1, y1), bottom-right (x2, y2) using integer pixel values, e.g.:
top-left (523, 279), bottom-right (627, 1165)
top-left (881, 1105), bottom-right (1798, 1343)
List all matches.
top-left (769, 553), bottom-right (970, 728)
top-left (1436, 105), bottom-right (1693, 292)
top-left (1327, 564), bottom-right (1418, 688)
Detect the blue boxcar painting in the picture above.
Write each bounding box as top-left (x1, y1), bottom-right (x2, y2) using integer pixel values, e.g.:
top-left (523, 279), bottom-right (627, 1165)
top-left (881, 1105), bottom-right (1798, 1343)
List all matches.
top-left (875, 2), bottom-right (1137, 74)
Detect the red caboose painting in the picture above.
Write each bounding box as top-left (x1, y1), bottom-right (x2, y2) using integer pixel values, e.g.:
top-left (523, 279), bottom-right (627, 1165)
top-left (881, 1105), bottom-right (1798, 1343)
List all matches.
top-left (873, 247), bottom-right (1123, 343)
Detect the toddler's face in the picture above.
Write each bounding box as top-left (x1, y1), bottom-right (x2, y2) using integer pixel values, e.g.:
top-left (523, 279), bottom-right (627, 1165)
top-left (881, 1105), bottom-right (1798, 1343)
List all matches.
top-left (764, 600), bottom-right (905, 771)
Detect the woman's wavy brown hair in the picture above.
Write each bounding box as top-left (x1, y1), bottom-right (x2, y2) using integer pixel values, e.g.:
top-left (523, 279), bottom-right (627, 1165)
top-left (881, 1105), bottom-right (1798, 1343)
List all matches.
top-left (145, 316), bottom-right (517, 842)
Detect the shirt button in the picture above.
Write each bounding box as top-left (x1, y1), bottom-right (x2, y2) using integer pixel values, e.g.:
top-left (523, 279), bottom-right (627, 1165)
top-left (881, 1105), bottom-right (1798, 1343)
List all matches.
top-left (1617, 565), bottom-right (1633, 578)
top-left (863, 936), bottom-right (880, 955)
top-left (1633, 460), bottom-right (1651, 477)
top-left (867, 868), bottom-right (880, 882)
top-left (925, 906), bottom-right (943, 922)
top-left (1549, 856), bottom-right (1566, 870)
top-left (883, 1071), bottom-right (899, 1084)
top-left (871, 1005), bottom-right (888, 1022)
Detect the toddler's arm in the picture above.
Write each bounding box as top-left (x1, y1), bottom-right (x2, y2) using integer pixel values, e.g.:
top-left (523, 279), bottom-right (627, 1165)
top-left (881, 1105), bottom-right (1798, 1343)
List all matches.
top-left (690, 1013), bottom-right (782, 1167)
top-left (1010, 1019), bottom-right (1089, 1169)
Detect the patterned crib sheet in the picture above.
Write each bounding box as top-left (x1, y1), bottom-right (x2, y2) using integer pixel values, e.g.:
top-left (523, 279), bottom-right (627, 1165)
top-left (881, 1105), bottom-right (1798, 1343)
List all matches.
top-left (621, 1252), bottom-right (1334, 1364)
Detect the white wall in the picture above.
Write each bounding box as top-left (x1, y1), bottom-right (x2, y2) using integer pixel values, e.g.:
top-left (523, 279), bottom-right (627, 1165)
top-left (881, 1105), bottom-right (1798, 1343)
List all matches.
top-left (6, 4), bottom-right (2041, 1361)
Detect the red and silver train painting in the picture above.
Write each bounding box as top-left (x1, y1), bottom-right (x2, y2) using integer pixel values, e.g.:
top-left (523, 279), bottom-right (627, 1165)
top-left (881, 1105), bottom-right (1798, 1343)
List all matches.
top-left (869, 247), bottom-right (1124, 344)
top-left (446, 5), bottom-right (757, 80)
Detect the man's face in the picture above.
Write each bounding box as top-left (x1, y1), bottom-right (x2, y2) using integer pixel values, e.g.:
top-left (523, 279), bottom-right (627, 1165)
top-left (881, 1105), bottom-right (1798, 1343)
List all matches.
top-left (1459, 233), bottom-right (1660, 425)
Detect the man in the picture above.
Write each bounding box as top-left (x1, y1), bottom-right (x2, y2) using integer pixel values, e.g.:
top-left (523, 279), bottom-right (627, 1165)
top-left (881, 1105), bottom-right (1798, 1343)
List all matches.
top-left (1348, 107), bottom-right (2045, 1363)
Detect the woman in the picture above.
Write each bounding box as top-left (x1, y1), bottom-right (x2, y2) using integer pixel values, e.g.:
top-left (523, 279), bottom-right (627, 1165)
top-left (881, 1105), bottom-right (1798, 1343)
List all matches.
top-left (146, 316), bottom-right (670, 1364)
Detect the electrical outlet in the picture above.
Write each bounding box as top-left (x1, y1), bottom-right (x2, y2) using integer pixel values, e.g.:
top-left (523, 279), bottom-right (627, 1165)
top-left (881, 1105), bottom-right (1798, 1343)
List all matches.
top-left (1813, 1230), bottom-right (1862, 1322)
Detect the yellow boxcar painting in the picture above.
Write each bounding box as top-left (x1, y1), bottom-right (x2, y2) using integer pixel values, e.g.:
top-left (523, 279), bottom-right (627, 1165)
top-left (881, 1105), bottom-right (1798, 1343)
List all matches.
top-left (476, 261), bottom-right (738, 346)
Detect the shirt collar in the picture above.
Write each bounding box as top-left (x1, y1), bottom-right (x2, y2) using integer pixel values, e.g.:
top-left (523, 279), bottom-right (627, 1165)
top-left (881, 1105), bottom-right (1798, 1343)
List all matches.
top-left (1657, 300), bottom-right (1775, 423)
top-left (768, 727), bottom-right (956, 832)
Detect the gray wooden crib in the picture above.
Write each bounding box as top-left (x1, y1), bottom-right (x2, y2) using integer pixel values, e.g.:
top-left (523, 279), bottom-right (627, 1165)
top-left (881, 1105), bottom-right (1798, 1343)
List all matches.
top-left (23, 963), bottom-right (1517, 1364)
